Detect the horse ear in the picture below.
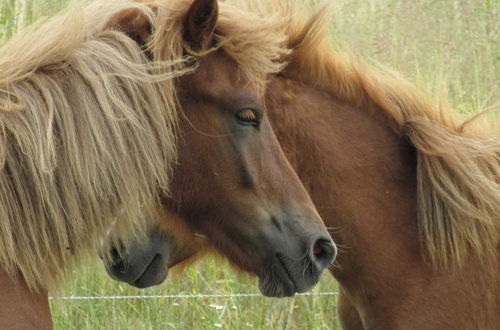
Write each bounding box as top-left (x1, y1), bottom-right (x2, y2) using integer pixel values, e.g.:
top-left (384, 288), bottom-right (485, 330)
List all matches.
top-left (183, 0), bottom-right (219, 52)
top-left (107, 8), bottom-right (153, 48)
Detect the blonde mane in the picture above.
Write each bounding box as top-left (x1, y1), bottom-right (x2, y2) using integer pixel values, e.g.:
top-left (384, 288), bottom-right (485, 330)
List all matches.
top-left (149, 0), bottom-right (289, 96)
top-left (235, 0), bottom-right (499, 269)
top-left (0, 0), bottom-right (291, 291)
top-left (0, 0), bottom-right (180, 291)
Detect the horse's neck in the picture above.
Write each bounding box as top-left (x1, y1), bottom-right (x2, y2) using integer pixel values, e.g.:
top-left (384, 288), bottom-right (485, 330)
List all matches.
top-left (268, 75), bottom-right (422, 319)
top-left (0, 270), bottom-right (52, 330)
top-left (267, 76), bottom-right (499, 328)
top-left (268, 76), bottom-right (421, 270)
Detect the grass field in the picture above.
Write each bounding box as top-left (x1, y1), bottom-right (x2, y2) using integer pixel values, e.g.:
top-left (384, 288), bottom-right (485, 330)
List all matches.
top-left (49, 257), bottom-right (340, 329)
top-left (1, 0), bottom-right (498, 329)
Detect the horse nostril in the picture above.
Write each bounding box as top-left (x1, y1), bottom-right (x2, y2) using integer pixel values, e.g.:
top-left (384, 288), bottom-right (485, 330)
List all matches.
top-left (310, 238), bottom-right (336, 271)
top-left (113, 259), bottom-right (127, 273)
top-left (110, 247), bottom-right (127, 273)
top-left (313, 241), bottom-right (323, 256)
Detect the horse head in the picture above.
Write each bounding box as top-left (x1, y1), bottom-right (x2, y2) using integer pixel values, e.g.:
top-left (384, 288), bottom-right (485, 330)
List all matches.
top-left (104, 0), bottom-right (335, 297)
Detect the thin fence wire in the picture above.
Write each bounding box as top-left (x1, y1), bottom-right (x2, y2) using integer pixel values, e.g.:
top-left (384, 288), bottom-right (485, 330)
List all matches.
top-left (50, 292), bottom-right (339, 300)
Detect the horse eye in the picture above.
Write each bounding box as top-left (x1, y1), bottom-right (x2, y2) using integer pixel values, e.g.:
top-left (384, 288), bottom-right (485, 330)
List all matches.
top-left (235, 109), bottom-right (259, 127)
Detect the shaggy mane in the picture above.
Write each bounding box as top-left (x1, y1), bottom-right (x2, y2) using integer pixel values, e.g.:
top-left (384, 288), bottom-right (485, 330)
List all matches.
top-left (0, 0), bottom-right (291, 291)
top-left (149, 0), bottom-right (289, 96)
top-left (236, 0), bottom-right (499, 269)
top-left (0, 0), bottom-right (182, 291)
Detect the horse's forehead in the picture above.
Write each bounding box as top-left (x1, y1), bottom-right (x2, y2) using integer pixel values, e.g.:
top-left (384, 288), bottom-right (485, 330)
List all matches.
top-left (180, 51), bottom-right (249, 99)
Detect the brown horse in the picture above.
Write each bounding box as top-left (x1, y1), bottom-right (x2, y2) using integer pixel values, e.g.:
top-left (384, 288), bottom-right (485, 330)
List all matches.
top-left (0, 0), bottom-right (335, 328)
top-left (106, 1), bottom-right (499, 329)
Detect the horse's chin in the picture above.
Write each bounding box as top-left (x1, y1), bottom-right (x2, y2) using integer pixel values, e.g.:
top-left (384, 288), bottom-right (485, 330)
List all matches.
top-left (257, 254), bottom-right (320, 298)
top-left (105, 248), bottom-right (170, 288)
top-left (129, 255), bottom-right (169, 289)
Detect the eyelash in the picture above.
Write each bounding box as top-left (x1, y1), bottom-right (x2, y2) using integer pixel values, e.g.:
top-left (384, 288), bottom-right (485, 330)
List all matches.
top-left (235, 109), bottom-right (260, 127)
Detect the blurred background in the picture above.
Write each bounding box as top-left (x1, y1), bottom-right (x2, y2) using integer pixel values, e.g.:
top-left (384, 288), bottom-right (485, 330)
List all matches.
top-left (1, 0), bottom-right (498, 329)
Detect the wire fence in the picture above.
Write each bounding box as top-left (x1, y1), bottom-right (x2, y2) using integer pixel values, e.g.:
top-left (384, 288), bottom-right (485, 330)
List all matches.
top-left (50, 292), bottom-right (339, 300)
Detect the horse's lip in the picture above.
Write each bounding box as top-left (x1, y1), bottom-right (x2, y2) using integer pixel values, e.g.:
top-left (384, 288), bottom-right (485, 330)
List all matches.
top-left (130, 253), bottom-right (160, 286)
top-left (276, 253), bottom-right (297, 295)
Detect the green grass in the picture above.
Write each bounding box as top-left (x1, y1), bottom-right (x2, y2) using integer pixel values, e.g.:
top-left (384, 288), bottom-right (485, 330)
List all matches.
top-left (51, 258), bottom-right (340, 329)
top-left (331, 0), bottom-right (499, 113)
top-left (1, 0), bottom-right (498, 329)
